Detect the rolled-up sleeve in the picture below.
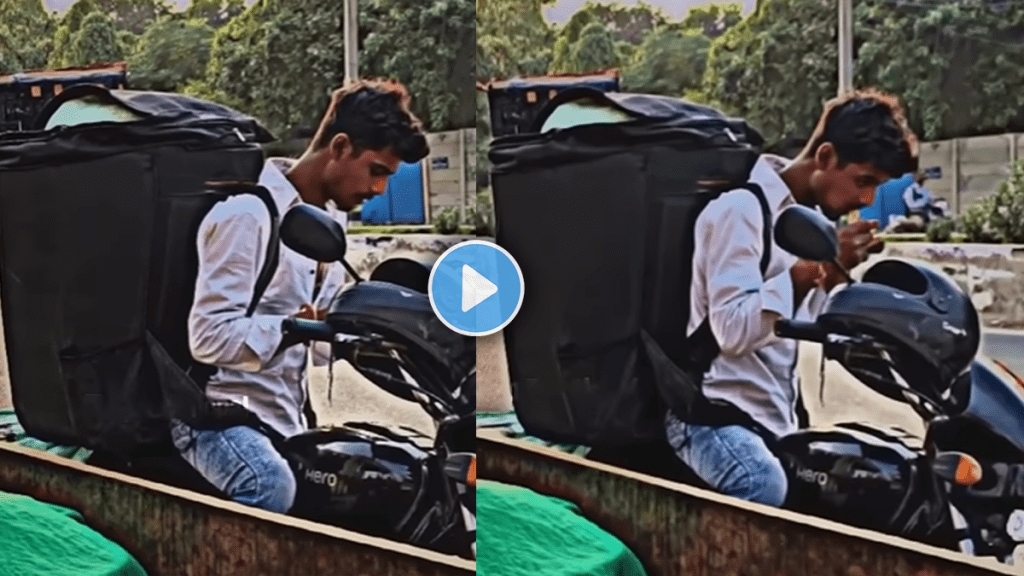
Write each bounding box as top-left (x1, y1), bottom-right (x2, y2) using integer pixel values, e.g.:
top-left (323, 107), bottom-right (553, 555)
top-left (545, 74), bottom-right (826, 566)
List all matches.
top-left (188, 201), bottom-right (289, 372)
top-left (699, 190), bottom-right (794, 357)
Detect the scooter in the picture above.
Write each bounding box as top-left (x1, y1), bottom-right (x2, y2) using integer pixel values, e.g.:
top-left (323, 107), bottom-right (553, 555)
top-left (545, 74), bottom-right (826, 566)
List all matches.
top-left (98, 204), bottom-right (477, 560)
top-left (748, 205), bottom-right (1024, 564)
top-left (270, 204), bottom-right (476, 560)
top-left (596, 205), bottom-right (1024, 565)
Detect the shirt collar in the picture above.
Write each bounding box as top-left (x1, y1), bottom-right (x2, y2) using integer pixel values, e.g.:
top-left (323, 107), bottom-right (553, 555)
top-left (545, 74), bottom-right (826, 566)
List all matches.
top-left (259, 157), bottom-right (344, 218)
top-left (750, 154), bottom-right (798, 211)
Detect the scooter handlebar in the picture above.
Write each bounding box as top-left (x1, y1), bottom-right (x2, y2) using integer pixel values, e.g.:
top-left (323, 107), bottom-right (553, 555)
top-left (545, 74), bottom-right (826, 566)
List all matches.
top-left (774, 319), bottom-right (827, 343)
top-left (280, 317), bottom-right (335, 348)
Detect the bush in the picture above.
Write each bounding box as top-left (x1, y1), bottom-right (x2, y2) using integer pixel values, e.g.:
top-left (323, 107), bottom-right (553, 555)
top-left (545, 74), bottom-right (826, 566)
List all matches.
top-left (433, 207), bottom-right (462, 235)
top-left (474, 189), bottom-right (496, 237)
top-left (956, 159), bottom-right (1024, 244)
top-left (925, 217), bottom-right (955, 243)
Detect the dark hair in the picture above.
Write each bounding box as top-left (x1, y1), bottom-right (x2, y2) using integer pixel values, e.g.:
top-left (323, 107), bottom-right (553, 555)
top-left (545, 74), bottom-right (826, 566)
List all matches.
top-left (311, 79), bottom-right (429, 164)
top-left (805, 88), bottom-right (919, 178)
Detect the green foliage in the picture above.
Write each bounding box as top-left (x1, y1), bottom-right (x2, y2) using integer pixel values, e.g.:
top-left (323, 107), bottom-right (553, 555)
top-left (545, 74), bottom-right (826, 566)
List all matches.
top-left (93, 0), bottom-right (173, 35)
top-left (127, 16), bottom-right (214, 92)
top-left (359, 0), bottom-right (475, 131)
top-left (957, 160), bottom-right (1024, 244)
top-left (185, 0), bottom-right (245, 29)
top-left (925, 217), bottom-right (955, 243)
top-left (433, 206), bottom-right (462, 235)
top-left (622, 27), bottom-right (710, 96)
top-left (198, 0), bottom-right (474, 142)
top-left (556, 22), bottom-right (619, 75)
top-left (702, 0), bottom-right (1024, 148)
top-left (474, 189), bottom-right (496, 237)
top-left (682, 3), bottom-right (743, 39)
top-left (0, 0), bottom-right (55, 74)
top-left (477, 0), bottom-right (555, 81)
top-left (64, 11), bottom-right (125, 68)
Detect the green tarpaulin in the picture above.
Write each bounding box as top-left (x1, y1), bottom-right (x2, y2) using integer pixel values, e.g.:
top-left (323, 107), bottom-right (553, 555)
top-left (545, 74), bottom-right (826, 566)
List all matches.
top-left (0, 408), bottom-right (92, 462)
top-left (477, 480), bottom-right (647, 576)
top-left (0, 491), bottom-right (148, 576)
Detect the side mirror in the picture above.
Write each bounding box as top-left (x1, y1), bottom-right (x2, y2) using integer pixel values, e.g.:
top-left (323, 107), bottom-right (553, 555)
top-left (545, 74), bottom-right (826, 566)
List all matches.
top-left (280, 204), bottom-right (347, 263)
top-left (774, 205), bottom-right (840, 263)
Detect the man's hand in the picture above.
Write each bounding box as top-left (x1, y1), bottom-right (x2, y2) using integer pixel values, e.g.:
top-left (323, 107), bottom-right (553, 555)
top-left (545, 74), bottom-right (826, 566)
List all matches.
top-left (818, 220), bottom-right (885, 292)
top-left (294, 304), bottom-right (327, 321)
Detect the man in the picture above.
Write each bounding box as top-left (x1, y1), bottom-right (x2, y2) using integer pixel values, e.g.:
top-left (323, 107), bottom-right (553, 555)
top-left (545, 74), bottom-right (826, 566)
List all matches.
top-left (666, 89), bottom-right (919, 507)
top-left (170, 79), bottom-right (430, 514)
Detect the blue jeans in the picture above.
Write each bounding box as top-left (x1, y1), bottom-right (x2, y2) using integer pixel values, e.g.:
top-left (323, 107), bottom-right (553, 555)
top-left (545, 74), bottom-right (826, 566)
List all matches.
top-left (665, 413), bottom-right (788, 507)
top-left (170, 420), bottom-right (297, 514)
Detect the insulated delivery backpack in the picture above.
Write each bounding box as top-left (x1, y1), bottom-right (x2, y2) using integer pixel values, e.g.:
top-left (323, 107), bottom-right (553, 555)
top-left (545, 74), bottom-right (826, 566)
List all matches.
top-left (0, 84), bottom-right (281, 460)
top-left (489, 88), bottom-right (777, 449)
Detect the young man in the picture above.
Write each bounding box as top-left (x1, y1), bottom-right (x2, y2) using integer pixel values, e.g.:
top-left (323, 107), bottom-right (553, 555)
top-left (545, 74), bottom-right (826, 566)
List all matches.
top-left (170, 79), bottom-right (430, 514)
top-left (666, 89), bottom-right (919, 507)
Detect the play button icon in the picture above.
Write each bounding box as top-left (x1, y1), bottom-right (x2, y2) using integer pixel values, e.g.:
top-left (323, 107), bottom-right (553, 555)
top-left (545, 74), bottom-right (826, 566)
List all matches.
top-left (428, 240), bottom-right (524, 337)
top-left (462, 264), bottom-right (498, 312)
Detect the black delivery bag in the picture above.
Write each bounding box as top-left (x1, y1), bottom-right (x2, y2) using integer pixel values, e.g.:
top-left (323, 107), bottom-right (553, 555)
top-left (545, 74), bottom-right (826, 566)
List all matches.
top-left (0, 84), bottom-right (276, 458)
top-left (489, 88), bottom-right (765, 448)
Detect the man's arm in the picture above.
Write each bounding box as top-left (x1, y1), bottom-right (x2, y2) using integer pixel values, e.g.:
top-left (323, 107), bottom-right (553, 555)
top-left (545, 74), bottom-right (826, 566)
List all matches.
top-left (188, 200), bottom-right (290, 372)
top-left (700, 192), bottom-right (797, 357)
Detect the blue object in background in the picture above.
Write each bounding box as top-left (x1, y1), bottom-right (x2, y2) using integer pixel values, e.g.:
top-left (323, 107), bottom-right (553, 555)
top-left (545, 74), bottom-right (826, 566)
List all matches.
top-left (360, 161), bottom-right (425, 224)
top-left (860, 173), bottom-right (914, 228)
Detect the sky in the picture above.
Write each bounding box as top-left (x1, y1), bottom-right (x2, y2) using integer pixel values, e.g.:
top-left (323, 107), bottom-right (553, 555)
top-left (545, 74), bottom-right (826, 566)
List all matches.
top-left (543, 0), bottom-right (758, 23)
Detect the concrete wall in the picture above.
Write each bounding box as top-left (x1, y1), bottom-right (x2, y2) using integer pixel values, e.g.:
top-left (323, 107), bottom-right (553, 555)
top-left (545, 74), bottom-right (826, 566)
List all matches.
top-left (424, 129), bottom-right (476, 223)
top-left (918, 133), bottom-right (1023, 215)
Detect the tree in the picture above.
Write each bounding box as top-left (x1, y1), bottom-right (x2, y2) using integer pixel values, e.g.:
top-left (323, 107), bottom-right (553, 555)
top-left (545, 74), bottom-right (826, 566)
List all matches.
top-left (64, 11), bottom-right (125, 68)
top-left (702, 0), bottom-right (1024, 148)
top-left (682, 3), bottom-right (743, 39)
top-left (359, 0), bottom-right (475, 131)
top-left (622, 27), bottom-right (710, 96)
top-left (563, 22), bottom-right (620, 75)
top-left (550, 1), bottom-right (664, 72)
top-left (477, 0), bottom-right (555, 82)
top-left (128, 16), bottom-right (214, 92)
top-left (184, 0), bottom-right (245, 29)
top-left (0, 0), bottom-right (55, 74)
top-left (49, 0), bottom-right (101, 68)
top-left (93, 0), bottom-right (173, 35)
top-left (196, 0), bottom-right (475, 139)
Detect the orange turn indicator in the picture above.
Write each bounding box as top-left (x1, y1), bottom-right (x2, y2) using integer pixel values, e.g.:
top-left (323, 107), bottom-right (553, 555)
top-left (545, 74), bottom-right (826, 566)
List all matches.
top-left (467, 455), bottom-right (476, 488)
top-left (954, 454), bottom-right (983, 487)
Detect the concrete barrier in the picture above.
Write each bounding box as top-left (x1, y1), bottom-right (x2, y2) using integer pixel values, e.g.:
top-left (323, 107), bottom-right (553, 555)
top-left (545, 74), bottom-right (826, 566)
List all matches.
top-left (478, 429), bottom-right (1013, 576)
top-left (0, 442), bottom-right (474, 576)
top-left (879, 243), bottom-right (1024, 328)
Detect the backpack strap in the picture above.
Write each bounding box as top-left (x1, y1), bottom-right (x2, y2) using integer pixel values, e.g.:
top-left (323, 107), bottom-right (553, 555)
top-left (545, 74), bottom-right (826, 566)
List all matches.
top-left (674, 182), bottom-right (790, 439)
top-left (187, 183), bottom-right (282, 391)
top-left (685, 182), bottom-right (772, 375)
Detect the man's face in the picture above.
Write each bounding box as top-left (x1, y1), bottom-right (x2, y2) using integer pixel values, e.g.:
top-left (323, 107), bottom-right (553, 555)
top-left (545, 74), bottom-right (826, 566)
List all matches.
top-left (810, 143), bottom-right (891, 220)
top-left (320, 134), bottom-right (401, 211)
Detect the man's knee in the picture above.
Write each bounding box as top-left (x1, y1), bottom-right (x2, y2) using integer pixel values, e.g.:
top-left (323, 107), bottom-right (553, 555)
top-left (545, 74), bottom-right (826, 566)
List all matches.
top-left (739, 456), bottom-right (788, 507)
top-left (236, 455), bottom-right (297, 514)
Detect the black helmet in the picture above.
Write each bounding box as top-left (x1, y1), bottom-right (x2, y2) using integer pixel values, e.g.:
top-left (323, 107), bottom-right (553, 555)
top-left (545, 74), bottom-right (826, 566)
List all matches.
top-left (817, 259), bottom-right (980, 403)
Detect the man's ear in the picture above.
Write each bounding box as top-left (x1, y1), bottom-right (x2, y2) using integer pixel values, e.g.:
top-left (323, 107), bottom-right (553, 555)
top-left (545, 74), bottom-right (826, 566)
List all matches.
top-left (814, 142), bottom-right (835, 170)
top-left (329, 133), bottom-right (350, 160)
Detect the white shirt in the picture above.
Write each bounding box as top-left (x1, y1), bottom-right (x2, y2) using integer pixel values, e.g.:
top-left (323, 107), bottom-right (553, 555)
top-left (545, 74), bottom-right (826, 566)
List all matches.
top-left (689, 157), bottom-right (829, 438)
top-left (188, 158), bottom-right (349, 438)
